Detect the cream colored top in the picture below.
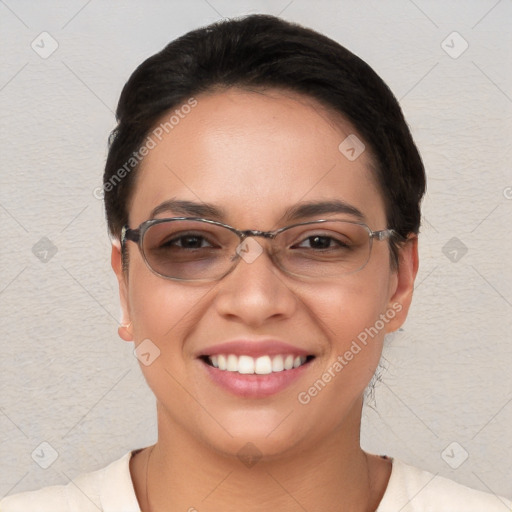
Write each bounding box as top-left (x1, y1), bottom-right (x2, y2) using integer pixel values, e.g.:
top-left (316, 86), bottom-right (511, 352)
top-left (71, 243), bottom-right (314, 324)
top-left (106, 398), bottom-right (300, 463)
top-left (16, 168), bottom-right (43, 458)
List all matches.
top-left (1, 452), bottom-right (511, 511)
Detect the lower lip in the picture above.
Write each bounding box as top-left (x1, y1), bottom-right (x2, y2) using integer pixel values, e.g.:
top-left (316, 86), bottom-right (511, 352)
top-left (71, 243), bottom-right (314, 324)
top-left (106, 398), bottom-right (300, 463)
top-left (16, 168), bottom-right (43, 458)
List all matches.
top-left (200, 359), bottom-right (311, 398)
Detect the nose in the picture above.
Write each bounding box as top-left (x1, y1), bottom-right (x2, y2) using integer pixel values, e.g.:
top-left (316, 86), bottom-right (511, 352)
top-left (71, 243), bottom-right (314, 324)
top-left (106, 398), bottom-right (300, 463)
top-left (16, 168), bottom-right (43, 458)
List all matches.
top-left (213, 237), bottom-right (298, 328)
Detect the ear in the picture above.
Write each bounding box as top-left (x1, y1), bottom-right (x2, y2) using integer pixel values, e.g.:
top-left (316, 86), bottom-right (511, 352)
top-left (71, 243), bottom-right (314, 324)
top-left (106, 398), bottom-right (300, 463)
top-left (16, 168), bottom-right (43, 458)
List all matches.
top-left (385, 235), bottom-right (419, 333)
top-left (111, 240), bottom-right (133, 342)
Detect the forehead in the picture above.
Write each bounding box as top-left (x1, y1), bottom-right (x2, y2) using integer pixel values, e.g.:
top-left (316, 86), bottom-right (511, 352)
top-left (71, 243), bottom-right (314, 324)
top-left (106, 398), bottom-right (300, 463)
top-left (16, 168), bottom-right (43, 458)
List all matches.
top-left (129, 88), bottom-right (386, 227)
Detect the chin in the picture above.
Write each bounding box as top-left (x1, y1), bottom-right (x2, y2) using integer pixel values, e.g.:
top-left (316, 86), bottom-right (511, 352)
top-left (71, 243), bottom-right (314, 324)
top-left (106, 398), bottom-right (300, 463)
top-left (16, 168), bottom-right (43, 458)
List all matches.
top-left (190, 406), bottom-right (309, 460)
top-left (206, 430), bottom-right (306, 464)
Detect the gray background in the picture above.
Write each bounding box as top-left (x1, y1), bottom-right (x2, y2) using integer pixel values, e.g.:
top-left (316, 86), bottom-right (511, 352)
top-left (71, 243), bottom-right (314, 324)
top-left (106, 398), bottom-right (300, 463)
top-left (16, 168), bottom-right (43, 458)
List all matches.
top-left (1, 0), bottom-right (511, 501)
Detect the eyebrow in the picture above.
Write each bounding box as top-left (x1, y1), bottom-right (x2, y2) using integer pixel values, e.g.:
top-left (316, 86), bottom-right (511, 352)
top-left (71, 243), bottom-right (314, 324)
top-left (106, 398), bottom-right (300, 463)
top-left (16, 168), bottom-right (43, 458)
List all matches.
top-left (150, 199), bottom-right (226, 220)
top-left (149, 199), bottom-right (365, 223)
top-left (281, 200), bottom-right (365, 223)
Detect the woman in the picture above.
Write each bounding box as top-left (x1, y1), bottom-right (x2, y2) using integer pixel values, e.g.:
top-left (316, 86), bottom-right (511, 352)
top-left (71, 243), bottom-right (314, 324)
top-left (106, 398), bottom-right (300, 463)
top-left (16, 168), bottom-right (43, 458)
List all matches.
top-left (2, 14), bottom-right (510, 512)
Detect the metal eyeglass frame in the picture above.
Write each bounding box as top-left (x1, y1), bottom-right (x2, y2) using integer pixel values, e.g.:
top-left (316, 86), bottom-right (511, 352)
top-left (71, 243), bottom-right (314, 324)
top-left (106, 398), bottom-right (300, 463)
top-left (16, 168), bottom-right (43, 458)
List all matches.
top-left (121, 217), bottom-right (400, 281)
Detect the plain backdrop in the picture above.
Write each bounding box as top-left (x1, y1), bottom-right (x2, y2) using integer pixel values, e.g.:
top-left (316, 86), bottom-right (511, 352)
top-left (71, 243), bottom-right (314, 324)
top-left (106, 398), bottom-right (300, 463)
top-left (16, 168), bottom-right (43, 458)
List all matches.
top-left (1, 0), bottom-right (511, 501)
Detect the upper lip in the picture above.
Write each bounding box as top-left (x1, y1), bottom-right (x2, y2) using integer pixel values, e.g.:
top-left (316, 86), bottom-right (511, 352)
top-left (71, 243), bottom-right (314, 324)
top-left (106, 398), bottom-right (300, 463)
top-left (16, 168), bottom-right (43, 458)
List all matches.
top-left (197, 339), bottom-right (313, 358)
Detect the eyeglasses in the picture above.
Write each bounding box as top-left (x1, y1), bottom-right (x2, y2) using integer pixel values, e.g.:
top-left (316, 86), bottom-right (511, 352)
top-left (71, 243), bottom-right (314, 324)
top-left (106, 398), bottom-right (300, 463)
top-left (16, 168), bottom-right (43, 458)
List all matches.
top-left (121, 217), bottom-right (399, 282)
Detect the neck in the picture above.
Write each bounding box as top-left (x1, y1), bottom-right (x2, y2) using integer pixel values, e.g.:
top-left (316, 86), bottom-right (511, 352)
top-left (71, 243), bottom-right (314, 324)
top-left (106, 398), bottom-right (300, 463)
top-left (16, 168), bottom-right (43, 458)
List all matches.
top-left (131, 398), bottom-right (390, 512)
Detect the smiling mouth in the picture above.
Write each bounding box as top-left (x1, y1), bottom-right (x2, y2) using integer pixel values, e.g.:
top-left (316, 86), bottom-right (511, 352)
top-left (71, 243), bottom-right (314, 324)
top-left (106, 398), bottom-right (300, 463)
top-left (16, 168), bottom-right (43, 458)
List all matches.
top-left (201, 354), bottom-right (315, 375)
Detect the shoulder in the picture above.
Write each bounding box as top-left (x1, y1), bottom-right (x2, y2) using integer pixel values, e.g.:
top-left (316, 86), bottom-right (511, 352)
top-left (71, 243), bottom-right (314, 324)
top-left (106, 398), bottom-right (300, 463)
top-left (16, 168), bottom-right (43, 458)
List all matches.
top-left (377, 457), bottom-right (512, 512)
top-left (0, 452), bottom-right (140, 512)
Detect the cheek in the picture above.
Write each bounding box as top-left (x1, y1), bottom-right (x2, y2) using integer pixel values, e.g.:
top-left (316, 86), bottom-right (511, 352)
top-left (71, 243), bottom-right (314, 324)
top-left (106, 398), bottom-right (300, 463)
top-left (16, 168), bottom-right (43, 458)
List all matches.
top-left (301, 275), bottom-right (392, 387)
top-left (305, 272), bottom-right (391, 343)
top-left (126, 259), bottom-right (213, 359)
top-left (126, 270), bottom-right (217, 419)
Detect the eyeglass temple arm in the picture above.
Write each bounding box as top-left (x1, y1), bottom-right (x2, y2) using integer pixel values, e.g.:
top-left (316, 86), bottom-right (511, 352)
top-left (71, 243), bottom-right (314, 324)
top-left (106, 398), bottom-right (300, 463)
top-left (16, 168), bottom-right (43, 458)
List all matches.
top-left (121, 225), bottom-right (140, 246)
top-left (373, 229), bottom-right (402, 241)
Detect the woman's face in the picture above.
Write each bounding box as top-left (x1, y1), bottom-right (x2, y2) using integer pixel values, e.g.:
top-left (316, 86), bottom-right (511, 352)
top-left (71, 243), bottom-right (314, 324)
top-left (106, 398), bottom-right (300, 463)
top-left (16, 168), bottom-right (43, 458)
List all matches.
top-left (113, 88), bottom-right (417, 458)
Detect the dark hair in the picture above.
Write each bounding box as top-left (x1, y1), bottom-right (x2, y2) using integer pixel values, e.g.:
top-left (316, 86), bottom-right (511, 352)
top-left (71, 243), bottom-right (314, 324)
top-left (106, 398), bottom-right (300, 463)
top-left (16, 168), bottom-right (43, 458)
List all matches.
top-left (103, 14), bottom-right (426, 267)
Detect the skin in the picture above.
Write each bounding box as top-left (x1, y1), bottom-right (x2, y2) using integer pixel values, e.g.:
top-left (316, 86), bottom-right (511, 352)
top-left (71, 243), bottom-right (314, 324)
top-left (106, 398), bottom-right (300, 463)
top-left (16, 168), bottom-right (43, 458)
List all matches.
top-left (112, 87), bottom-right (419, 511)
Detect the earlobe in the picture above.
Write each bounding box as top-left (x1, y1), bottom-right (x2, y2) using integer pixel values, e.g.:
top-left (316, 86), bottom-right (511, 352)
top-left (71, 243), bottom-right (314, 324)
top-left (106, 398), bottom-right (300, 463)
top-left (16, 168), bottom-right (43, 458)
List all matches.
top-left (385, 235), bottom-right (419, 333)
top-left (118, 321), bottom-right (133, 342)
top-left (111, 241), bottom-right (133, 342)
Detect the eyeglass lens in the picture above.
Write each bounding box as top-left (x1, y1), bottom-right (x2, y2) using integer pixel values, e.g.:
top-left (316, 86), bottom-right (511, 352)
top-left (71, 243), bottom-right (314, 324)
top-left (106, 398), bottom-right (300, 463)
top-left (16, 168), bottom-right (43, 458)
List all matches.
top-left (139, 219), bottom-right (373, 280)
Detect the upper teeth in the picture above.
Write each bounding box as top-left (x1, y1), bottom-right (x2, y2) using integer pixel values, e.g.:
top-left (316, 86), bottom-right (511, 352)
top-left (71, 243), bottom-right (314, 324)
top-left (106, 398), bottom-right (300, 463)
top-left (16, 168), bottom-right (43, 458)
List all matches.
top-left (208, 354), bottom-right (307, 374)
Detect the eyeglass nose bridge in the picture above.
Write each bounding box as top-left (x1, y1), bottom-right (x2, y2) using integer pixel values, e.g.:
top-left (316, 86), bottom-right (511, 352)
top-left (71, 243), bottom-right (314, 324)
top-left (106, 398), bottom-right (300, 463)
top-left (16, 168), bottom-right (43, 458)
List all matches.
top-left (235, 229), bottom-right (283, 260)
top-left (237, 229), bottom-right (278, 241)
top-left (228, 229), bottom-right (286, 278)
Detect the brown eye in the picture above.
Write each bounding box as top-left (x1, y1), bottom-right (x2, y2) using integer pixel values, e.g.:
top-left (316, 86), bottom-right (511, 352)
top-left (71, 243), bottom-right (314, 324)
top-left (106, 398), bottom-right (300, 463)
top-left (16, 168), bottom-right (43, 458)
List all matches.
top-left (296, 235), bottom-right (346, 250)
top-left (162, 234), bottom-right (213, 249)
